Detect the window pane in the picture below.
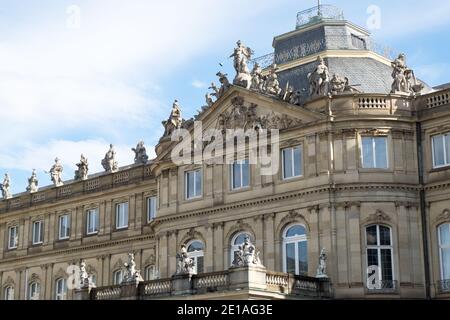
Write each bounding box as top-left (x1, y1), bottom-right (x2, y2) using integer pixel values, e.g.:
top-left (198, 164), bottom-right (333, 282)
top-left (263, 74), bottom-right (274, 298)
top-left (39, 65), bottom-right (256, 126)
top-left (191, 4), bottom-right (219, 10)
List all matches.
top-left (195, 170), bottom-right (202, 197)
top-left (286, 225), bottom-right (306, 237)
top-left (439, 224), bottom-right (450, 245)
top-left (380, 249), bottom-right (393, 281)
top-left (446, 134), bottom-right (450, 165)
top-left (298, 241), bottom-right (308, 275)
top-left (374, 137), bottom-right (388, 169)
top-left (442, 248), bottom-right (450, 280)
top-left (362, 137), bottom-right (374, 168)
top-left (188, 241), bottom-right (204, 252)
top-left (293, 146), bottom-right (302, 177)
top-left (233, 162), bottom-right (241, 189)
top-left (286, 243), bottom-right (296, 274)
top-left (366, 226), bottom-right (377, 245)
top-left (283, 149), bottom-right (293, 179)
top-left (433, 135), bottom-right (445, 167)
top-left (379, 226), bottom-right (391, 246)
top-left (367, 248), bottom-right (379, 269)
top-left (234, 233), bottom-right (250, 245)
top-left (242, 160), bottom-right (249, 187)
top-left (187, 172), bottom-right (194, 198)
top-left (197, 256), bottom-right (204, 274)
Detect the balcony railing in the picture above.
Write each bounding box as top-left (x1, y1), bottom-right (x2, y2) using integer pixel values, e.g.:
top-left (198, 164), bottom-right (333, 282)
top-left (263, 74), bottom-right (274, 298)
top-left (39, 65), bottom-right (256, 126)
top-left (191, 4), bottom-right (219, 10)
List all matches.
top-left (296, 5), bottom-right (344, 29)
top-left (365, 280), bottom-right (398, 294)
top-left (437, 280), bottom-right (450, 294)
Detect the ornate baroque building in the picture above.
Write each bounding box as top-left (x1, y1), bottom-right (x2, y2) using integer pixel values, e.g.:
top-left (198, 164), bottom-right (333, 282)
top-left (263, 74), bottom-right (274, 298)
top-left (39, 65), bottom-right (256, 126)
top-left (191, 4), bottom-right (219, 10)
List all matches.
top-left (1, 5), bottom-right (450, 300)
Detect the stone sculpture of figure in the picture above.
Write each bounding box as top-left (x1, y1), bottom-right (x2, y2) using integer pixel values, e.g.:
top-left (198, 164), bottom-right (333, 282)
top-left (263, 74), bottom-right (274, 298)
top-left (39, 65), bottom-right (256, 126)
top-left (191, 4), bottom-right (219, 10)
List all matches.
top-left (308, 56), bottom-right (330, 98)
top-left (132, 141), bottom-right (149, 165)
top-left (232, 235), bottom-right (264, 267)
top-left (123, 252), bottom-right (143, 283)
top-left (316, 248), bottom-right (328, 278)
top-left (26, 169), bottom-right (39, 193)
top-left (162, 100), bottom-right (183, 137)
top-left (101, 144), bottom-right (119, 173)
top-left (49, 158), bottom-right (64, 187)
top-left (289, 90), bottom-right (302, 105)
top-left (230, 40), bottom-right (254, 89)
top-left (175, 244), bottom-right (195, 275)
top-left (79, 260), bottom-right (90, 288)
top-left (0, 173), bottom-right (12, 199)
top-left (205, 93), bottom-right (214, 108)
top-left (390, 53), bottom-right (423, 94)
top-left (209, 82), bottom-right (219, 99)
top-left (74, 154), bottom-right (89, 181)
top-left (251, 62), bottom-right (265, 92)
top-left (216, 72), bottom-right (231, 99)
top-left (264, 64), bottom-right (282, 96)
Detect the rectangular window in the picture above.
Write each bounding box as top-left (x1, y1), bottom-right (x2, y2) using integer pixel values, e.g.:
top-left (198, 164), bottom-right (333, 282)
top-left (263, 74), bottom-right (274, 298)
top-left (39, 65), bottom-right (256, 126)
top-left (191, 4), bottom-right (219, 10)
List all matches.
top-left (282, 146), bottom-right (303, 180)
top-left (4, 286), bottom-right (14, 300)
top-left (115, 202), bottom-right (129, 230)
top-left (185, 169), bottom-right (202, 200)
top-left (86, 208), bottom-right (99, 235)
top-left (58, 215), bottom-right (70, 240)
top-left (32, 220), bottom-right (44, 245)
top-left (439, 224), bottom-right (450, 281)
top-left (147, 197), bottom-right (157, 223)
top-left (361, 136), bottom-right (388, 169)
top-left (231, 159), bottom-right (250, 190)
top-left (432, 133), bottom-right (450, 168)
top-left (8, 226), bottom-right (18, 249)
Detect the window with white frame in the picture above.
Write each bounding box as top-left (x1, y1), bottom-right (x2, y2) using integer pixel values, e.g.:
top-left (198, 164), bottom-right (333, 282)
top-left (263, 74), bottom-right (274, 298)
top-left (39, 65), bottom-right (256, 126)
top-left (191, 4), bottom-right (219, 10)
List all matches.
top-left (86, 208), bottom-right (99, 235)
top-left (282, 225), bottom-right (308, 275)
top-left (145, 265), bottom-right (158, 281)
top-left (58, 215), bottom-right (70, 240)
top-left (432, 133), bottom-right (450, 168)
top-left (366, 225), bottom-right (394, 289)
top-left (361, 136), bottom-right (388, 169)
top-left (147, 196), bottom-right (157, 223)
top-left (28, 282), bottom-right (40, 300)
top-left (8, 226), bottom-right (18, 249)
top-left (282, 146), bottom-right (303, 179)
top-left (55, 278), bottom-right (67, 300)
top-left (438, 223), bottom-right (450, 281)
top-left (3, 286), bottom-right (14, 300)
top-left (185, 169), bottom-right (202, 200)
top-left (32, 220), bottom-right (44, 245)
top-left (230, 232), bottom-right (253, 265)
top-left (113, 270), bottom-right (123, 285)
top-left (231, 159), bottom-right (250, 190)
top-left (115, 202), bottom-right (129, 230)
top-left (187, 240), bottom-right (205, 274)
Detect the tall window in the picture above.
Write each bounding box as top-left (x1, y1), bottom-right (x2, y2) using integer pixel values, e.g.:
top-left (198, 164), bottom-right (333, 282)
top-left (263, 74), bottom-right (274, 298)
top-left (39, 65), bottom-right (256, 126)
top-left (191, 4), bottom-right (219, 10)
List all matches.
top-left (28, 282), bottom-right (40, 300)
top-left (185, 169), bottom-right (202, 200)
top-left (283, 225), bottom-right (308, 275)
top-left (231, 159), bottom-right (250, 190)
top-left (147, 197), bottom-right (157, 223)
top-left (86, 208), bottom-right (99, 235)
top-left (58, 215), bottom-right (70, 240)
top-left (113, 270), bottom-right (123, 285)
top-left (3, 286), bottom-right (14, 300)
top-left (145, 265), bottom-right (158, 281)
top-left (32, 220), bottom-right (44, 245)
top-left (432, 133), bottom-right (450, 168)
top-left (187, 240), bottom-right (205, 274)
top-left (438, 223), bottom-right (450, 281)
top-left (230, 232), bottom-right (253, 265)
top-left (8, 226), bottom-right (18, 249)
top-left (361, 136), bottom-right (388, 169)
top-left (366, 225), bottom-right (394, 289)
top-left (282, 146), bottom-right (303, 180)
top-left (115, 202), bottom-right (129, 230)
top-left (55, 278), bottom-right (67, 300)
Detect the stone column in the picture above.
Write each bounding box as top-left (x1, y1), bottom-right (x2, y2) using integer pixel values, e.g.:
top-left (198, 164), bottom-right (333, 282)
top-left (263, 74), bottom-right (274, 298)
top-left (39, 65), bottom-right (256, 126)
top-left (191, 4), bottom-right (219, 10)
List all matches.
top-left (168, 231), bottom-right (178, 276)
top-left (263, 213), bottom-right (275, 270)
top-left (22, 218), bottom-right (30, 250)
top-left (99, 201), bottom-right (106, 235)
top-left (169, 169), bottom-right (178, 207)
top-left (308, 206), bottom-right (320, 276)
top-left (344, 129), bottom-right (358, 173)
top-left (0, 223), bottom-right (5, 257)
top-left (254, 215), bottom-right (264, 263)
top-left (96, 256), bottom-right (104, 286)
top-left (213, 222), bottom-right (224, 271)
top-left (43, 263), bottom-right (53, 300)
top-left (396, 202), bottom-right (412, 285)
top-left (44, 213), bottom-right (51, 246)
top-left (75, 206), bottom-right (83, 239)
top-left (105, 200), bottom-right (112, 234)
top-left (205, 225), bottom-right (214, 273)
top-left (336, 203), bottom-right (349, 285)
top-left (330, 204), bottom-right (338, 281)
top-left (135, 193), bottom-right (143, 230)
top-left (158, 232), bottom-right (169, 278)
top-left (320, 204), bottom-right (334, 280)
top-left (102, 255), bottom-right (111, 286)
top-left (348, 202), bottom-right (362, 286)
top-left (17, 268), bottom-right (25, 300)
top-left (129, 194), bottom-right (136, 230)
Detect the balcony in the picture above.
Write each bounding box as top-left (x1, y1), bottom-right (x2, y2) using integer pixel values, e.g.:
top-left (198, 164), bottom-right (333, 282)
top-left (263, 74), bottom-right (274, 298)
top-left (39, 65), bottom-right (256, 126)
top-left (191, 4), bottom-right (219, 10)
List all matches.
top-left (365, 280), bottom-right (399, 295)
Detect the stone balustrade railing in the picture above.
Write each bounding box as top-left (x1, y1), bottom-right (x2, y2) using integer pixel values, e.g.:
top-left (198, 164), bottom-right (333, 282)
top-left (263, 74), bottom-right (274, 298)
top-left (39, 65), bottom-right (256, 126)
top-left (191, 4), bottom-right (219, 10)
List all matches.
top-left (194, 271), bottom-right (230, 291)
top-left (91, 285), bottom-right (122, 300)
top-left (424, 89), bottom-right (450, 109)
top-left (142, 279), bottom-right (172, 296)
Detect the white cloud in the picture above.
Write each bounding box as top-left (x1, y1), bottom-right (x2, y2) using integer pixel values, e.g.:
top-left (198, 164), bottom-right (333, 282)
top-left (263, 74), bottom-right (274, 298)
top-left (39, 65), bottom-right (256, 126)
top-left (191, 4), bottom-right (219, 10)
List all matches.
top-left (191, 80), bottom-right (207, 89)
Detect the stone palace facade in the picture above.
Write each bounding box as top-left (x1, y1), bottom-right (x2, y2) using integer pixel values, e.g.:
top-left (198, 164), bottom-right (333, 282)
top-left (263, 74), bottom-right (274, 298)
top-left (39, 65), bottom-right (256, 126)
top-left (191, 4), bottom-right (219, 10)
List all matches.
top-left (1, 5), bottom-right (450, 300)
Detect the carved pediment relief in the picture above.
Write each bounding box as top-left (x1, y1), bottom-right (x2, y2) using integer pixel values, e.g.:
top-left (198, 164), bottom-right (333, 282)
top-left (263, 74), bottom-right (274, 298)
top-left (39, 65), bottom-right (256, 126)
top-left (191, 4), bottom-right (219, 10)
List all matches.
top-left (363, 210), bottom-right (391, 225)
top-left (29, 273), bottom-right (40, 284)
top-left (112, 258), bottom-right (124, 271)
top-left (144, 254), bottom-right (156, 266)
top-left (435, 209), bottom-right (450, 224)
top-left (54, 268), bottom-right (67, 280)
top-left (3, 276), bottom-right (15, 287)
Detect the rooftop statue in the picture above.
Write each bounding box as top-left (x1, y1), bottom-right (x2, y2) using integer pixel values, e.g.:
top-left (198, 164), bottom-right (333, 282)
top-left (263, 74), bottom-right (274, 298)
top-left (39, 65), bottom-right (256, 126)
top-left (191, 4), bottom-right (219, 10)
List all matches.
top-left (391, 53), bottom-right (424, 95)
top-left (123, 252), bottom-right (143, 283)
top-left (49, 158), bottom-right (64, 187)
top-left (330, 74), bottom-right (361, 95)
top-left (230, 40), bottom-right (254, 89)
top-left (101, 144), bottom-right (119, 173)
top-left (308, 56), bottom-right (330, 98)
top-left (75, 154), bottom-right (89, 181)
top-left (26, 169), bottom-right (39, 193)
top-left (162, 100), bottom-right (183, 138)
top-left (208, 82), bottom-right (219, 99)
top-left (205, 93), bottom-right (214, 108)
top-left (316, 248), bottom-right (328, 278)
top-left (175, 244), bottom-right (195, 275)
top-left (231, 235), bottom-right (264, 268)
top-left (216, 72), bottom-right (231, 99)
top-left (0, 173), bottom-right (12, 200)
top-left (132, 141), bottom-right (149, 165)
top-left (264, 64), bottom-right (282, 96)
top-left (250, 62), bottom-right (265, 92)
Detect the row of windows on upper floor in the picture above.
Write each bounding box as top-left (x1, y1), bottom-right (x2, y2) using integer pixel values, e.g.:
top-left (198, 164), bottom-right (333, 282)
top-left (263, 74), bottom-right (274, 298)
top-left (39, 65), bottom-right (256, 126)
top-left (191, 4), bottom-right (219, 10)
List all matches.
top-left (4, 222), bottom-right (449, 300)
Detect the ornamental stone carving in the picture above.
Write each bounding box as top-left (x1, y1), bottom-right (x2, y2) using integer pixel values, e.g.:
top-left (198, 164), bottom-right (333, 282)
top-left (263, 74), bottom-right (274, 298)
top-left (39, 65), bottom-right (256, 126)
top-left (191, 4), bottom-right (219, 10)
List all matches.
top-left (49, 158), bottom-right (64, 187)
top-left (264, 64), bottom-right (282, 96)
top-left (26, 169), bottom-right (39, 193)
top-left (75, 154), bottom-right (89, 181)
top-left (258, 111), bottom-right (302, 130)
top-left (435, 209), bottom-right (450, 224)
top-left (0, 173), bottom-right (12, 199)
top-left (175, 244), bottom-right (195, 275)
top-left (215, 72), bottom-right (231, 99)
top-left (391, 53), bottom-right (424, 95)
top-left (101, 144), bottom-right (118, 173)
top-left (162, 100), bottom-right (183, 138)
top-left (364, 210), bottom-right (391, 224)
top-left (308, 56), bottom-right (330, 98)
top-left (123, 252), bottom-right (143, 283)
top-left (205, 93), bottom-right (214, 108)
top-left (250, 62), bottom-right (265, 92)
top-left (330, 74), bottom-right (361, 95)
top-left (132, 141), bottom-right (149, 165)
top-left (231, 235), bottom-right (264, 268)
top-left (316, 248), bottom-right (328, 278)
top-left (230, 40), bottom-right (253, 89)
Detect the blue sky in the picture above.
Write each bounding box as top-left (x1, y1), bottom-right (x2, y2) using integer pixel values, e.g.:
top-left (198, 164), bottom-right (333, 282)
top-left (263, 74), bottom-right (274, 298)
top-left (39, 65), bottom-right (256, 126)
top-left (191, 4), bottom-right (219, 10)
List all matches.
top-left (1, 0), bottom-right (450, 195)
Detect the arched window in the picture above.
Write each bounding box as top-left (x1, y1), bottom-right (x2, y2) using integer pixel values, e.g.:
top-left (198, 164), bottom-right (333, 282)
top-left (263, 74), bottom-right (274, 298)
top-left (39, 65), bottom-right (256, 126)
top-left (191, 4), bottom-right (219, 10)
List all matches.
top-left (145, 265), bottom-right (158, 281)
top-left (113, 270), bottom-right (123, 285)
top-left (282, 224), bottom-right (308, 275)
top-left (438, 223), bottom-right (450, 281)
top-left (55, 278), bottom-right (67, 300)
top-left (230, 232), bottom-right (253, 265)
top-left (3, 286), bottom-right (14, 300)
top-left (28, 282), bottom-right (40, 300)
top-left (366, 225), bottom-right (394, 289)
top-left (187, 240), bottom-right (205, 274)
